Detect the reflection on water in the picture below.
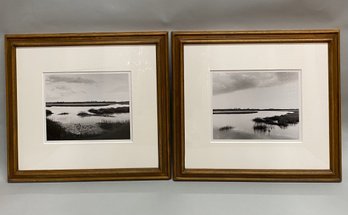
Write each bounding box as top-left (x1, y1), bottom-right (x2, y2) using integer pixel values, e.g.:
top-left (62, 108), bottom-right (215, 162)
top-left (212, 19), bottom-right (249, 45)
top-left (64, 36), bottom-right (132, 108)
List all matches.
top-left (253, 123), bottom-right (273, 134)
top-left (213, 111), bottom-right (299, 140)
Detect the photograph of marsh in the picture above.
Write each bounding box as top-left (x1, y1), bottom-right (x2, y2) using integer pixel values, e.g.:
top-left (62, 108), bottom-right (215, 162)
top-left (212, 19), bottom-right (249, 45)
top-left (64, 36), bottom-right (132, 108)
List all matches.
top-left (212, 71), bottom-right (300, 140)
top-left (44, 72), bottom-right (131, 141)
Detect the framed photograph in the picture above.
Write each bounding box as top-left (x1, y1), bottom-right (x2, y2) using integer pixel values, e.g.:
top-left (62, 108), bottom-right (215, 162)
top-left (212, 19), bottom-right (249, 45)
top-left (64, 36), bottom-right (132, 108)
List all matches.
top-left (6, 32), bottom-right (170, 182)
top-left (172, 30), bottom-right (341, 182)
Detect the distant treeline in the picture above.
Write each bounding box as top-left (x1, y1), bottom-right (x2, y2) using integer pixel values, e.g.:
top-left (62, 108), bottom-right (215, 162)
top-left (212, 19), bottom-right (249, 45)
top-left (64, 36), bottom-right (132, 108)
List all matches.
top-left (213, 108), bottom-right (299, 114)
top-left (214, 108), bottom-right (299, 111)
top-left (46, 101), bottom-right (129, 107)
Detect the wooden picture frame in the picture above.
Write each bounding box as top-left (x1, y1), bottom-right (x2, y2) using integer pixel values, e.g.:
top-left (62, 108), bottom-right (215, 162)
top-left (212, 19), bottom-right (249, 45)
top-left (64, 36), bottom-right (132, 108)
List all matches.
top-left (6, 32), bottom-right (170, 182)
top-left (172, 30), bottom-right (341, 182)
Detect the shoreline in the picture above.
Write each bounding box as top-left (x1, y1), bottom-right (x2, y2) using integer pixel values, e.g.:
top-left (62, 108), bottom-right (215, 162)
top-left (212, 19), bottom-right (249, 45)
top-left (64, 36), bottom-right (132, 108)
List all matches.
top-left (213, 109), bottom-right (298, 115)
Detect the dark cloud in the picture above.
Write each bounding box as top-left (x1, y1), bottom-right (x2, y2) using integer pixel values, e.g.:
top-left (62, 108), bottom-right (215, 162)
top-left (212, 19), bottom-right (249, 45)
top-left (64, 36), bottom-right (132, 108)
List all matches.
top-left (46, 75), bottom-right (96, 84)
top-left (213, 71), bottom-right (298, 95)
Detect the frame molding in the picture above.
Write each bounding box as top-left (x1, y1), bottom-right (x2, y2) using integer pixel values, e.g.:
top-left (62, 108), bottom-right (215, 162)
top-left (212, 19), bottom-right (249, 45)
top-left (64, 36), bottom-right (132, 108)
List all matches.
top-left (6, 32), bottom-right (170, 182)
top-left (172, 30), bottom-right (341, 182)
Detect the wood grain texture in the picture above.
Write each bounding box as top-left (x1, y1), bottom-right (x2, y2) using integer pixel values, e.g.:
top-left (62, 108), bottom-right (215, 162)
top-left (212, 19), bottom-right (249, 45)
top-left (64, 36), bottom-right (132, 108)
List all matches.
top-left (172, 30), bottom-right (341, 182)
top-left (6, 32), bottom-right (171, 182)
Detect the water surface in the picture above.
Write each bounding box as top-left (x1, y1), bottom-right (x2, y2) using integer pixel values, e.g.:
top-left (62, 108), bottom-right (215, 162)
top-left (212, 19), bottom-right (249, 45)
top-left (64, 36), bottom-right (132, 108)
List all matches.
top-left (46, 104), bottom-right (130, 141)
top-left (213, 111), bottom-right (299, 140)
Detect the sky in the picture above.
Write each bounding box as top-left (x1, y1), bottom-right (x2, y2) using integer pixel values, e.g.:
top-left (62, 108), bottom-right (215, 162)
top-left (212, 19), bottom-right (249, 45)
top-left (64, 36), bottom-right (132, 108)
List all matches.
top-left (212, 71), bottom-right (300, 109)
top-left (44, 72), bottom-right (130, 102)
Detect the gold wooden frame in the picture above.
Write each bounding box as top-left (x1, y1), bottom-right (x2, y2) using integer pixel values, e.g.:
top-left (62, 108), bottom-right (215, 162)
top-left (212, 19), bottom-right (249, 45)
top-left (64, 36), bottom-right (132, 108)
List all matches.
top-left (172, 30), bottom-right (341, 182)
top-left (6, 32), bottom-right (170, 182)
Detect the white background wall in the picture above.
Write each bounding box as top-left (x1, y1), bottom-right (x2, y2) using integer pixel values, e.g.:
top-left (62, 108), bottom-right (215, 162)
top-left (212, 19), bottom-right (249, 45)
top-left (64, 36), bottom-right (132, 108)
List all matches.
top-left (0, 0), bottom-right (347, 214)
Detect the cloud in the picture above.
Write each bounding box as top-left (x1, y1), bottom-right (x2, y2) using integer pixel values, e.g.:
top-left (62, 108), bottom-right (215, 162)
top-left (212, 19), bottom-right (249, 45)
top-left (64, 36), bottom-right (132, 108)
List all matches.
top-left (55, 85), bottom-right (69, 90)
top-left (213, 72), bottom-right (298, 95)
top-left (46, 75), bottom-right (96, 84)
top-left (44, 73), bottom-right (131, 102)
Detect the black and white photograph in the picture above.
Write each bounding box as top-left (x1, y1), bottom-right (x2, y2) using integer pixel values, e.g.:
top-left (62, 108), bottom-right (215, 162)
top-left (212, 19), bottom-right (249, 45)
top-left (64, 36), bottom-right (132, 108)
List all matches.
top-left (212, 71), bottom-right (300, 140)
top-left (44, 72), bottom-right (131, 141)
